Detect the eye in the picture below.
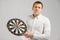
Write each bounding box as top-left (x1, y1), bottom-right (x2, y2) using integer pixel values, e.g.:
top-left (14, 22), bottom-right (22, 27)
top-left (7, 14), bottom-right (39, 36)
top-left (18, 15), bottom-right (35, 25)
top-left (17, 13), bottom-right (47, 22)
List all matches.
top-left (34, 6), bottom-right (37, 8)
top-left (38, 7), bottom-right (40, 9)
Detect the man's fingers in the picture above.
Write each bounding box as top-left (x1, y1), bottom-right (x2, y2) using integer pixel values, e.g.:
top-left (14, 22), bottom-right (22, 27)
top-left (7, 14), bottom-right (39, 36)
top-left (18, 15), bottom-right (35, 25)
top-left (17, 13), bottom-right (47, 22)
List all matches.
top-left (23, 32), bottom-right (29, 38)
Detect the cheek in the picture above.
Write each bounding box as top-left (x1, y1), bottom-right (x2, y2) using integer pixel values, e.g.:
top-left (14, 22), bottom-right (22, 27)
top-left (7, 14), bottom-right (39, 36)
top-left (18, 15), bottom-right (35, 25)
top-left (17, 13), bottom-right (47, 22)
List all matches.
top-left (38, 9), bottom-right (42, 12)
top-left (32, 8), bottom-right (36, 12)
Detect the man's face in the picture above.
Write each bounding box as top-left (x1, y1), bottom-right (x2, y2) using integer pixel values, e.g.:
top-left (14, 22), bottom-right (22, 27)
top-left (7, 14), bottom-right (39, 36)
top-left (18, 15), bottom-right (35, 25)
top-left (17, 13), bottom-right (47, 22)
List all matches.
top-left (32, 3), bottom-right (43, 15)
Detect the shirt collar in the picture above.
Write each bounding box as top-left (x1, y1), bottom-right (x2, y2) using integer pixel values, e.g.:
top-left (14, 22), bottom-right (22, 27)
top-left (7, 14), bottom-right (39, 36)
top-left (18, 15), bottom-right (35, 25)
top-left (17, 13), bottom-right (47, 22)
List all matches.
top-left (32, 14), bottom-right (42, 19)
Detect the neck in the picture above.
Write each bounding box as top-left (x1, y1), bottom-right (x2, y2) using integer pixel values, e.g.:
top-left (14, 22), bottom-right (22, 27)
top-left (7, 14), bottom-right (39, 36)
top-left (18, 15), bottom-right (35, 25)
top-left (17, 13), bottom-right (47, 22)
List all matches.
top-left (33, 13), bottom-right (40, 17)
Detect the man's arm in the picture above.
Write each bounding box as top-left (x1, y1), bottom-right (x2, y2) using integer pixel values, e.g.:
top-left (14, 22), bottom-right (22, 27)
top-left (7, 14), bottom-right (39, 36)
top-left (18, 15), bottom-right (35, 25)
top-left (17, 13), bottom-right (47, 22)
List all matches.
top-left (24, 18), bottom-right (51, 40)
top-left (32, 18), bottom-right (51, 40)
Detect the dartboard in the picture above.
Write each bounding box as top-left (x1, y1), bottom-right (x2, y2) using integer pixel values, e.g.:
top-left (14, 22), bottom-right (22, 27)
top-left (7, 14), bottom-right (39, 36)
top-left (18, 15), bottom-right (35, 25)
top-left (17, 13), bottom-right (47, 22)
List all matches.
top-left (7, 18), bottom-right (27, 36)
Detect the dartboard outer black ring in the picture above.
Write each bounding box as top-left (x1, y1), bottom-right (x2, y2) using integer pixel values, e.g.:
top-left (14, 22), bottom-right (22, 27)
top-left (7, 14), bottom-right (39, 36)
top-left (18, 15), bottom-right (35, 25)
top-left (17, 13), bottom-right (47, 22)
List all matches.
top-left (7, 18), bottom-right (27, 36)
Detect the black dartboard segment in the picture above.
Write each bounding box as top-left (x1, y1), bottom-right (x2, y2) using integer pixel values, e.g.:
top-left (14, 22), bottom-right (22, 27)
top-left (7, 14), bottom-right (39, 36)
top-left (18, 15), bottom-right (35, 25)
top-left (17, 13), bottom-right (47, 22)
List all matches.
top-left (7, 18), bottom-right (27, 36)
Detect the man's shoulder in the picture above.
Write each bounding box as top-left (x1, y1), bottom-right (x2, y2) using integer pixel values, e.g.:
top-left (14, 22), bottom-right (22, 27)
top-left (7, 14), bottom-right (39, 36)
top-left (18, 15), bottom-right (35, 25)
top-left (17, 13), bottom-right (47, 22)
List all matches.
top-left (41, 15), bottom-right (50, 21)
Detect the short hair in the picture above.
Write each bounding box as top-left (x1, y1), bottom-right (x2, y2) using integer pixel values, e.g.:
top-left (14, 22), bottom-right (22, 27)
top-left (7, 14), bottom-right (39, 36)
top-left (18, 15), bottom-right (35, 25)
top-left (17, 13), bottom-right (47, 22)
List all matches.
top-left (33, 1), bottom-right (43, 8)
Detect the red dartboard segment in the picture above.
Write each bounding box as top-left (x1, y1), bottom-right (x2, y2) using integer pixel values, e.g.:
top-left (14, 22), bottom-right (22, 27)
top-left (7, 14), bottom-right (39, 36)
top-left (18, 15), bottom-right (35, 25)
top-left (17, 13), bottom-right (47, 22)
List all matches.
top-left (7, 18), bottom-right (27, 36)
top-left (18, 22), bottom-right (23, 26)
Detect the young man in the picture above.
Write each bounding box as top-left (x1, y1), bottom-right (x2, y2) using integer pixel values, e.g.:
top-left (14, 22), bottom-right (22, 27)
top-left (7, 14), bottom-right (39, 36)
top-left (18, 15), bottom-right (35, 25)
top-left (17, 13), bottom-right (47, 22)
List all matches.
top-left (23, 1), bottom-right (51, 40)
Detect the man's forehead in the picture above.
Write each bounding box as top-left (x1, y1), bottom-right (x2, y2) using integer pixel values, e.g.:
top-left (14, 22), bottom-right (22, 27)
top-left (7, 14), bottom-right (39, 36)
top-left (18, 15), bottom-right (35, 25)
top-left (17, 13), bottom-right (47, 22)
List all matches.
top-left (34, 4), bottom-right (42, 7)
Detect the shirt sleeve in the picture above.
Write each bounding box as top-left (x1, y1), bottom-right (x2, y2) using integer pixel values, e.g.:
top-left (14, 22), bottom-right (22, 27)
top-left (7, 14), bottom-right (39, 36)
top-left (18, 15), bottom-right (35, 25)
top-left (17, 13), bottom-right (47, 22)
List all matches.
top-left (31, 18), bottom-right (51, 40)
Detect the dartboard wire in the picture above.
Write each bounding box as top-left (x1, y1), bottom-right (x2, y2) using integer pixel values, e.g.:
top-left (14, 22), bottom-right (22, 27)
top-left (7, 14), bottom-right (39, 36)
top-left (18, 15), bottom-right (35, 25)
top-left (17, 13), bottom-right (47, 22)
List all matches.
top-left (15, 19), bottom-right (18, 24)
top-left (20, 27), bottom-right (25, 32)
top-left (18, 24), bottom-right (26, 35)
top-left (20, 24), bottom-right (26, 29)
top-left (20, 22), bottom-right (23, 24)
top-left (7, 23), bottom-right (14, 27)
top-left (10, 27), bottom-right (15, 32)
top-left (9, 22), bottom-right (15, 26)
top-left (10, 20), bottom-right (16, 25)
top-left (18, 28), bottom-right (23, 34)
top-left (12, 19), bottom-right (16, 25)
top-left (15, 29), bottom-right (19, 34)
top-left (20, 27), bottom-right (25, 33)
top-left (8, 26), bottom-right (14, 31)
top-left (8, 22), bottom-right (16, 29)
top-left (17, 29), bottom-right (20, 35)
top-left (20, 25), bottom-right (26, 28)
top-left (18, 22), bottom-right (23, 26)
top-left (16, 28), bottom-right (19, 34)
top-left (16, 19), bottom-right (20, 25)
top-left (9, 26), bottom-right (15, 28)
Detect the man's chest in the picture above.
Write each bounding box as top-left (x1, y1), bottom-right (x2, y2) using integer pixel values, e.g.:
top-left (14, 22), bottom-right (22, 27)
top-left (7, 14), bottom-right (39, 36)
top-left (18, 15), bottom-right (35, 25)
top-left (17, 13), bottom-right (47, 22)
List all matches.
top-left (27, 18), bottom-right (44, 33)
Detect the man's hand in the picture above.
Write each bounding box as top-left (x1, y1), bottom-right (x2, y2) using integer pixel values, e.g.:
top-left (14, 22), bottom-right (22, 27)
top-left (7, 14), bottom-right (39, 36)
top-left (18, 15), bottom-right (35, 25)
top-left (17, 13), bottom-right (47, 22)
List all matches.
top-left (23, 32), bottom-right (33, 38)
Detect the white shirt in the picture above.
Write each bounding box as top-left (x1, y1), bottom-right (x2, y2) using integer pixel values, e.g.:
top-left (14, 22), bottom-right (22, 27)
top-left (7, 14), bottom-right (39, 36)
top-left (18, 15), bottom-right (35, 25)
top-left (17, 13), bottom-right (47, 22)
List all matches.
top-left (22, 14), bottom-right (51, 40)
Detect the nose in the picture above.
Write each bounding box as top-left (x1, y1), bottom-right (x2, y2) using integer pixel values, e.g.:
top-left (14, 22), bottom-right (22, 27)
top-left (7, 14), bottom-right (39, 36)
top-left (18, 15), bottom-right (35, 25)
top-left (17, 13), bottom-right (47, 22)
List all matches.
top-left (35, 7), bottom-right (39, 11)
